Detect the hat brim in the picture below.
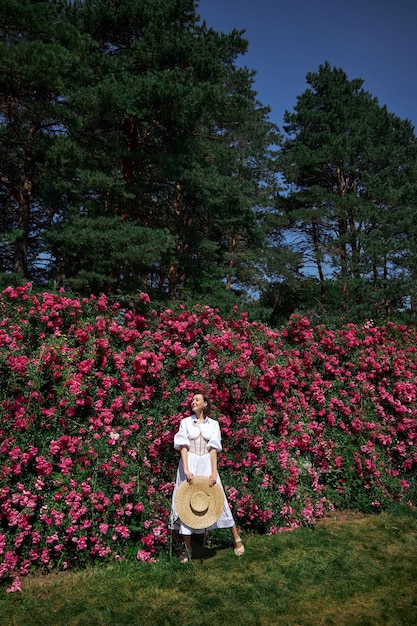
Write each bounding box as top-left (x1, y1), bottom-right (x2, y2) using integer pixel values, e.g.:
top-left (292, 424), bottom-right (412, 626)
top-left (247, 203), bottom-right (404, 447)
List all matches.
top-left (175, 476), bottom-right (225, 530)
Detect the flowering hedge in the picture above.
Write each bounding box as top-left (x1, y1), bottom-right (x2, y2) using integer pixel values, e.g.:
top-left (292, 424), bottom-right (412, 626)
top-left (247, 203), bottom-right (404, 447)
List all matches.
top-left (1, 284), bottom-right (416, 591)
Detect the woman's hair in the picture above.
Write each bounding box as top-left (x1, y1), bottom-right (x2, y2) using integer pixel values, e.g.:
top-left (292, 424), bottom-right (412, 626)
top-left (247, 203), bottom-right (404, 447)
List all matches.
top-left (201, 393), bottom-right (211, 417)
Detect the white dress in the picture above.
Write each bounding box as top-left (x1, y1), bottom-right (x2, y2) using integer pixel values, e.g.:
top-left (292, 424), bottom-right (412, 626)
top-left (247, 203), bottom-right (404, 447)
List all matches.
top-left (169, 415), bottom-right (235, 535)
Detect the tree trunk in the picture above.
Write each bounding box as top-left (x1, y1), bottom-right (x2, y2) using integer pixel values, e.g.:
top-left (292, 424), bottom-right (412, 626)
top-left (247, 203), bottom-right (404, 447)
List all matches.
top-left (12, 187), bottom-right (30, 276)
top-left (311, 217), bottom-right (325, 303)
top-left (12, 123), bottom-right (37, 276)
top-left (226, 235), bottom-right (238, 291)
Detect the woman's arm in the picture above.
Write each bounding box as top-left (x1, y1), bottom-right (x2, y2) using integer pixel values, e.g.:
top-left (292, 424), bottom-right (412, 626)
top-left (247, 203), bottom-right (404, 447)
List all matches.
top-left (208, 448), bottom-right (218, 487)
top-left (180, 445), bottom-right (194, 483)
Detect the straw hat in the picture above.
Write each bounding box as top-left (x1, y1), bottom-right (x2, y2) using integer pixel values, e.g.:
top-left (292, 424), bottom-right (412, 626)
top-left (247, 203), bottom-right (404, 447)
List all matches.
top-left (175, 476), bottom-right (225, 530)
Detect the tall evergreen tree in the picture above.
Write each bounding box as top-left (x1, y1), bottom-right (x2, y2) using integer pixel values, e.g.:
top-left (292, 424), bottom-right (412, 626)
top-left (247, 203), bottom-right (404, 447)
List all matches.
top-left (278, 62), bottom-right (417, 320)
top-left (44, 0), bottom-right (280, 299)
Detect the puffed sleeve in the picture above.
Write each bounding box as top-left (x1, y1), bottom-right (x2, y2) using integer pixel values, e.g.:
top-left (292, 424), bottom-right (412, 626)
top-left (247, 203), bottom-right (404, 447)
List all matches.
top-left (173, 418), bottom-right (190, 450)
top-left (206, 419), bottom-right (222, 452)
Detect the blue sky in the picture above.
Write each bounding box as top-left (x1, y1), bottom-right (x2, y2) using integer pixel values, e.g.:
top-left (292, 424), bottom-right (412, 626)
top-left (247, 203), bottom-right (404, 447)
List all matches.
top-left (198, 0), bottom-right (417, 132)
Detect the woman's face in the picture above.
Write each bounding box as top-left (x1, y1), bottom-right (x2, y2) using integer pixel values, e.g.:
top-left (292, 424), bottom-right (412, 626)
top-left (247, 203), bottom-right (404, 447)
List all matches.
top-left (191, 393), bottom-right (207, 414)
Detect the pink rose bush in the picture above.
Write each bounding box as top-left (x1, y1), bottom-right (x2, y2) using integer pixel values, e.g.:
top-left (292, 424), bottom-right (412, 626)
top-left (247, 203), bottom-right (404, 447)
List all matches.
top-left (0, 284), bottom-right (416, 590)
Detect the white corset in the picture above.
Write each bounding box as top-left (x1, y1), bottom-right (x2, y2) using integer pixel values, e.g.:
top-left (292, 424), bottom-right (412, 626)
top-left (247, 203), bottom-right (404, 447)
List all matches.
top-left (188, 433), bottom-right (209, 456)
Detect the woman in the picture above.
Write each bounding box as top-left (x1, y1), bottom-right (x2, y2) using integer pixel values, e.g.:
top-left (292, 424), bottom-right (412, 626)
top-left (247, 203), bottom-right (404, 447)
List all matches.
top-left (169, 392), bottom-right (244, 562)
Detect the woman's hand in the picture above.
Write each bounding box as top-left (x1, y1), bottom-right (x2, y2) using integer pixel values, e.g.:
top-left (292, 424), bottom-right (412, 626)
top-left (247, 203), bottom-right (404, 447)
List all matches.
top-left (185, 471), bottom-right (194, 484)
top-left (208, 472), bottom-right (217, 487)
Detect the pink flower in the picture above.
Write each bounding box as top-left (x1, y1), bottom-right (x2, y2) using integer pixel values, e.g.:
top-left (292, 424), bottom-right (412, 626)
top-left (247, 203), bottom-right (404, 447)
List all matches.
top-left (35, 456), bottom-right (53, 476)
top-left (6, 577), bottom-right (21, 593)
top-left (136, 549), bottom-right (155, 562)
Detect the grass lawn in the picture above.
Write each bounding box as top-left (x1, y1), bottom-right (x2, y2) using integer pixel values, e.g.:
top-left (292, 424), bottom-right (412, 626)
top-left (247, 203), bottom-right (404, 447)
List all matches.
top-left (1, 505), bottom-right (416, 625)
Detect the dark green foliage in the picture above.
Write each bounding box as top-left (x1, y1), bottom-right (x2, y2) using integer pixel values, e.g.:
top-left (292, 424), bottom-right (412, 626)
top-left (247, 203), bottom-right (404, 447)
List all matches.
top-left (45, 215), bottom-right (175, 293)
top-left (0, 0), bottom-right (87, 278)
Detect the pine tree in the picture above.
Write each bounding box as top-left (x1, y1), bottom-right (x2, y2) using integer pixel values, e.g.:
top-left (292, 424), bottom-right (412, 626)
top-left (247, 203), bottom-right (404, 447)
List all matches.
top-left (0, 0), bottom-right (83, 280)
top-left (46, 0), bottom-right (280, 299)
top-left (278, 62), bottom-right (417, 320)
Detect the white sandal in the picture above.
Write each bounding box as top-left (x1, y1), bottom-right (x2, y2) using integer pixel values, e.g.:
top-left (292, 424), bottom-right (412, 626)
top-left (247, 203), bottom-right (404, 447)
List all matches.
top-left (234, 537), bottom-right (245, 556)
top-left (179, 546), bottom-right (192, 563)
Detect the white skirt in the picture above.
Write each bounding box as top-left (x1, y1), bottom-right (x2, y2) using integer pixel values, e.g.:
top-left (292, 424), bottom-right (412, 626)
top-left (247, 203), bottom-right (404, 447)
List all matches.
top-left (169, 452), bottom-right (235, 535)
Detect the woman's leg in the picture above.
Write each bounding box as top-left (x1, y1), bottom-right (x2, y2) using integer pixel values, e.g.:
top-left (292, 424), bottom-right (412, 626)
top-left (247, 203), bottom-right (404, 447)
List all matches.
top-left (229, 524), bottom-right (244, 555)
top-left (180, 533), bottom-right (192, 562)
